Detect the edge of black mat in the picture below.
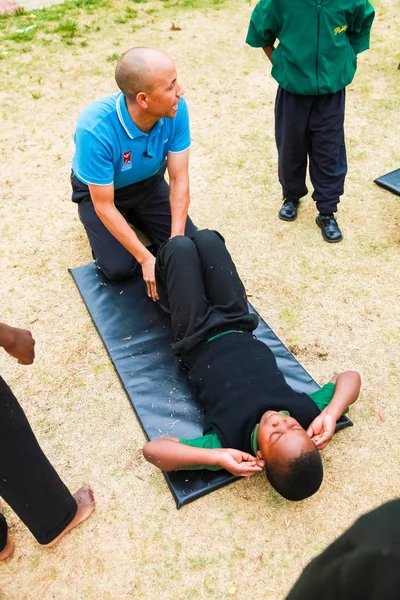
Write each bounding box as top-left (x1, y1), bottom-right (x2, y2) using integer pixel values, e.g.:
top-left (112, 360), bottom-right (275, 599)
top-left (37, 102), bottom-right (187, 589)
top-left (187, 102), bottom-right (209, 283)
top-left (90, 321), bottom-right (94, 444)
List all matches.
top-left (374, 168), bottom-right (400, 196)
top-left (69, 265), bottom-right (352, 509)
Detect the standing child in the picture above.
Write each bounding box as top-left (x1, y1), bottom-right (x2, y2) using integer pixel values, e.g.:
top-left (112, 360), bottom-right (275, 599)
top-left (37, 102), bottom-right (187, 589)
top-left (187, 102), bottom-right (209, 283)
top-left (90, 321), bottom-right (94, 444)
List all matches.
top-left (246, 0), bottom-right (375, 242)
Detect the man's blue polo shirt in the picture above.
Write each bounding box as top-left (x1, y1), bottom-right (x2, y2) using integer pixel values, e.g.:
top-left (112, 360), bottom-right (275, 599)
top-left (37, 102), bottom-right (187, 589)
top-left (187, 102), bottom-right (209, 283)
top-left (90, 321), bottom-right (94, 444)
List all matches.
top-left (72, 92), bottom-right (190, 189)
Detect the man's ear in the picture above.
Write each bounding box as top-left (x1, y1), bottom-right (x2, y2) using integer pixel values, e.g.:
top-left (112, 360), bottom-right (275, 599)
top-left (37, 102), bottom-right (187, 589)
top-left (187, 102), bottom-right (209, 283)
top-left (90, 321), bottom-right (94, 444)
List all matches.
top-left (136, 92), bottom-right (148, 109)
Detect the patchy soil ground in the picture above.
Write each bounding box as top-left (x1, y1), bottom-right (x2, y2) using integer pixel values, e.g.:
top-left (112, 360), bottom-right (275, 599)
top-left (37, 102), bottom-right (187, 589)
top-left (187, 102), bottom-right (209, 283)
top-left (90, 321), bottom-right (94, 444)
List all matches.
top-left (0, 0), bottom-right (399, 598)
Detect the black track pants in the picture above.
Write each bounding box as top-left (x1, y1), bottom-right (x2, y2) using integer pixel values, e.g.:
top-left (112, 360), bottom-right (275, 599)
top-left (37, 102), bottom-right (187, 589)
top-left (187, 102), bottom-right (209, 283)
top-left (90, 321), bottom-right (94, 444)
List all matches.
top-left (155, 229), bottom-right (258, 356)
top-left (0, 377), bottom-right (77, 549)
top-left (275, 87), bottom-right (347, 214)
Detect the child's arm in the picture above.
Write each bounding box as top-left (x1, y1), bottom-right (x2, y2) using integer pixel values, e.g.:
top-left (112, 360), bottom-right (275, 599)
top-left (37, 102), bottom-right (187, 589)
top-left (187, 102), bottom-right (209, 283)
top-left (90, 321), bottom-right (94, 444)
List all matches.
top-left (307, 371), bottom-right (361, 450)
top-left (246, 0), bottom-right (279, 54)
top-left (348, 0), bottom-right (375, 54)
top-left (262, 45), bottom-right (275, 63)
top-left (143, 438), bottom-right (263, 477)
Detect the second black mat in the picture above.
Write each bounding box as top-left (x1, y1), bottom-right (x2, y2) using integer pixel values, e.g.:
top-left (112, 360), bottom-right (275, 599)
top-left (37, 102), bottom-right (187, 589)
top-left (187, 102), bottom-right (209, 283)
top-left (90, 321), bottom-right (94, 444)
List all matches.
top-left (70, 263), bottom-right (352, 508)
top-left (374, 168), bottom-right (400, 196)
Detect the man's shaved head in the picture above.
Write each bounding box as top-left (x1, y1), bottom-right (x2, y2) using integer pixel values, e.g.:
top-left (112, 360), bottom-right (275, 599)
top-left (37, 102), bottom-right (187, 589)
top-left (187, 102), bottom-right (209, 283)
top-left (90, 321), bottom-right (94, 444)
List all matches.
top-left (115, 47), bottom-right (175, 103)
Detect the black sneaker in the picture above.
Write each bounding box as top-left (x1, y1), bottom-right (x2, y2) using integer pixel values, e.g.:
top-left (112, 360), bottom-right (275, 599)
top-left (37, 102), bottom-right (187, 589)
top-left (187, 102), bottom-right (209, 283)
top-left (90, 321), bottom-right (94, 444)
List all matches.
top-left (278, 199), bottom-right (299, 221)
top-left (316, 214), bottom-right (343, 243)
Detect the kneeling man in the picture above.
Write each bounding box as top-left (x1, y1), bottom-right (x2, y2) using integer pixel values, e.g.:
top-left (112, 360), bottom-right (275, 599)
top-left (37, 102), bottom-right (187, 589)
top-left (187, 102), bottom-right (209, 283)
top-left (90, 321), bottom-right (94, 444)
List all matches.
top-left (71, 47), bottom-right (196, 301)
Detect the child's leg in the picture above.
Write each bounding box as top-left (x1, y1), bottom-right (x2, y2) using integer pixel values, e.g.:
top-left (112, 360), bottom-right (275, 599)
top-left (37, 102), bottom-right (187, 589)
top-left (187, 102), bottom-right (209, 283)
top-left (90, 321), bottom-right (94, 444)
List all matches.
top-left (275, 87), bottom-right (311, 202)
top-left (0, 377), bottom-right (79, 545)
top-left (309, 90), bottom-right (347, 215)
top-left (190, 230), bottom-right (258, 331)
top-left (155, 236), bottom-right (218, 354)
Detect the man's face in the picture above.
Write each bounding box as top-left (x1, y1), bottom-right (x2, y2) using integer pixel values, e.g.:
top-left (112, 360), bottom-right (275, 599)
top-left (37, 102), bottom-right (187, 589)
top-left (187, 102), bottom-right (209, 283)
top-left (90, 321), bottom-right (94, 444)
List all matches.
top-left (257, 411), bottom-right (316, 465)
top-left (145, 60), bottom-right (183, 119)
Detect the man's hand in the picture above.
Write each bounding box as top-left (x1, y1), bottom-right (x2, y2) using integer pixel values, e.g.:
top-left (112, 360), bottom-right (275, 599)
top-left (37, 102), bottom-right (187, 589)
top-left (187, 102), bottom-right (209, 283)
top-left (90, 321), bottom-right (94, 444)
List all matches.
top-left (218, 448), bottom-right (264, 477)
top-left (1, 325), bottom-right (35, 365)
top-left (307, 412), bottom-right (336, 450)
top-left (140, 254), bottom-right (159, 301)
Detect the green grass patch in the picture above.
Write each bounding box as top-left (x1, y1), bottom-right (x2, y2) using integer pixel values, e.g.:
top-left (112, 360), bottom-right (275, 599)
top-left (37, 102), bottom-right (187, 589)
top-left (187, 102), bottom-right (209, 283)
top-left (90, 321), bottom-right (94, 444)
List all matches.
top-left (0, 0), bottom-right (108, 54)
top-left (107, 52), bottom-right (120, 62)
top-left (57, 17), bottom-right (79, 39)
top-left (5, 24), bottom-right (37, 42)
top-left (0, 0), bottom-right (226, 58)
top-left (280, 308), bottom-right (301, 329)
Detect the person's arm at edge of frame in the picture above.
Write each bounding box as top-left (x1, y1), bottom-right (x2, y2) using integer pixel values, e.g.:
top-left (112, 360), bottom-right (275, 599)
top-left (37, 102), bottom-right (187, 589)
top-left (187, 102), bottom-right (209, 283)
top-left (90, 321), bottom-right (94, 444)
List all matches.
top-left (307, 371), bottom-right (361, 450)
top-left (87, 183), bottom-right (159, 301)
top-left (0, 323), bottom-right (35, 365)
top-left (167, 149), bottom-right (190, 238)
top-left (143, 437), bottom-right (263, 477)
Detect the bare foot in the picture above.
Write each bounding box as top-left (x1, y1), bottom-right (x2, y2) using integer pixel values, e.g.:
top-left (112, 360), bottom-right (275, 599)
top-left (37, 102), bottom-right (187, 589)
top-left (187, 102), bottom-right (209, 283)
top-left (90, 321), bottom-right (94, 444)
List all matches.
top-left (0, 535), bottom-right (15, 561)
top-left (0, 501), bottom-right (15, 561)
top-left (41, 484), bottom-right (95, 548)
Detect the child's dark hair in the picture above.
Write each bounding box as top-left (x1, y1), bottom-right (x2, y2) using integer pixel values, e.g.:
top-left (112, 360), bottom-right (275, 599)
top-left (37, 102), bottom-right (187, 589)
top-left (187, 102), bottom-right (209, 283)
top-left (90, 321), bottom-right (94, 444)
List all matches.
top-left (265, 449), bottom-right (323, 501)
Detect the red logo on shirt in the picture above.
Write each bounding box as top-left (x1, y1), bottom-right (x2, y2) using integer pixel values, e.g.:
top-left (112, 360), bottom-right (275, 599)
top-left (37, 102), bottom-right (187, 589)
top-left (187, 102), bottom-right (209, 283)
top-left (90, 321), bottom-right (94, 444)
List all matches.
top-left (123, 151), bottom-right (131, 164)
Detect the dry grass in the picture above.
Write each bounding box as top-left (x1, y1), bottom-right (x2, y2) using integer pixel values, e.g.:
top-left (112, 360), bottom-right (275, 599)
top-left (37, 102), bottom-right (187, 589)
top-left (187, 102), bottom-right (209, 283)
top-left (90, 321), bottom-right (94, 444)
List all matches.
top-left (1, 0), bottom-right (400, 598)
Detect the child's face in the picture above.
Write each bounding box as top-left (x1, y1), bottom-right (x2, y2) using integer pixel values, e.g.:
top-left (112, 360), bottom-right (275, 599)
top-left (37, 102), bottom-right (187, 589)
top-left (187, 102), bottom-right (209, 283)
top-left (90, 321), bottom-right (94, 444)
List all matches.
top-left (257, 410), bottom-right (316, 465)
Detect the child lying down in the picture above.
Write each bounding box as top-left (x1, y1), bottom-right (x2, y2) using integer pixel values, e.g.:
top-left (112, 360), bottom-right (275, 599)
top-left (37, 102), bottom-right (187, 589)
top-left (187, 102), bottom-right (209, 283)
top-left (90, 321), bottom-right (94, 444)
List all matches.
top-left (143, 230), bottom-right (360, 501)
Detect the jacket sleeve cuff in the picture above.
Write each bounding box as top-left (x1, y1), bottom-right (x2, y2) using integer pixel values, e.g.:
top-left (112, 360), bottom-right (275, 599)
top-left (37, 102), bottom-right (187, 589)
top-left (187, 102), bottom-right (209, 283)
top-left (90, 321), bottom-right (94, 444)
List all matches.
top-left (350, 35), bottom-right (371, 54)
top-left (246, 20), bottom-right (276, 48)
top-left (246, 33), bottom-right (276, 48)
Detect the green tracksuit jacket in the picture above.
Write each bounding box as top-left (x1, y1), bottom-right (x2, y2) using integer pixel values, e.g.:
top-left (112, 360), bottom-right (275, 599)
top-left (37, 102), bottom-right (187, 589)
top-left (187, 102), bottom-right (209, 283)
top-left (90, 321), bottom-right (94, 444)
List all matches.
top-left (246, 0), bottom-right (375, 95)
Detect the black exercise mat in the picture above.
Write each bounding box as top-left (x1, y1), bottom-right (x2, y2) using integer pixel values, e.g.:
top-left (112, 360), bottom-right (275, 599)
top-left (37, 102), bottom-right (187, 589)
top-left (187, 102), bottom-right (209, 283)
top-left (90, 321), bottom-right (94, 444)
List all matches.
top-left (70, 263), bottom-right (352, 508)
top-left (374, 168), bottom-right (400, 196)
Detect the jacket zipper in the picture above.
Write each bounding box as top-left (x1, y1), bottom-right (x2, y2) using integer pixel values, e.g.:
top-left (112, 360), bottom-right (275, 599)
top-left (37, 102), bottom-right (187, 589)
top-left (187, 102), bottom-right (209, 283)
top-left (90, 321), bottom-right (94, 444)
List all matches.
top-left (316, 0), bottom-right (323, 94)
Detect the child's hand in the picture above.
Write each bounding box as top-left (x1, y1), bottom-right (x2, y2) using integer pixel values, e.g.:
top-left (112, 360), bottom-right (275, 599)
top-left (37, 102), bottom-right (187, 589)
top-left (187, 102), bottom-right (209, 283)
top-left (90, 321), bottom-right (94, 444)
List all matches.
top-left (2, 325), bottom-right (35, 365)
top-left (307, 412), bottom-right (336, 450)
top-left (218, 448), bottom-right (264, 477)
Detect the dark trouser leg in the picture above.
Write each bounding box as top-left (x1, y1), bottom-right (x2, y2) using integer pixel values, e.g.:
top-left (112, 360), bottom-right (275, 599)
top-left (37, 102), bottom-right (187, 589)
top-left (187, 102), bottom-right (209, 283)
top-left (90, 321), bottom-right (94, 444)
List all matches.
top-left (78, 200), bottom-right (138, 281)
top-left (72, 168), bottom-right (196, 282)
top-left (309, 90), bottom-right (347, 214)
top-left (0, 514), bottom-right (7, 552)
top-left (155, 236), bottom-right (216, 355)
top-left (0, 377), bottom-right (77, 545)
top-left (275, 87), bottom-right (310, 201)
top-left (155, 231), bottom-right (258, 355)
top-left (190, 230), bottom-right (258, 330)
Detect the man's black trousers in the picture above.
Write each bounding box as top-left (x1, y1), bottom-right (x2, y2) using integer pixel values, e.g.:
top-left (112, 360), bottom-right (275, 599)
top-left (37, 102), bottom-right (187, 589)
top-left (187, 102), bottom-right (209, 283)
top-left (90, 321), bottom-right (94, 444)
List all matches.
top-left (72, 164), bottom-right (197, 282)
top-left (275, 87), bottom-right (347, 214)
top-left (155, 230), bottom-right (258, 359)
top-left (0, 377), bottom-right (77, 550)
